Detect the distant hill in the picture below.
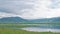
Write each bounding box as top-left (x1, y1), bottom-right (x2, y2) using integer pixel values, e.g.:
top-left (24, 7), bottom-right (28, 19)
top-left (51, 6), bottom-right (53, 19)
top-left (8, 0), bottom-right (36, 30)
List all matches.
top-left (27, 17), bottom-right (60, 23)
top-left (0, 17), bottom-right (60, 23)
top-left (0, 17), bottom-right (27, 23)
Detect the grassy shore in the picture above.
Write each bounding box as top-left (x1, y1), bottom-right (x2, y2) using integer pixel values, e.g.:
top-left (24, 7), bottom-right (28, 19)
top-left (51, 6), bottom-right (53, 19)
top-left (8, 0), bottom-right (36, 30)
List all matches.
top-left (0, 24), bottom-right (60, 34)
top-left (0, 28), bottom-right (60, 34)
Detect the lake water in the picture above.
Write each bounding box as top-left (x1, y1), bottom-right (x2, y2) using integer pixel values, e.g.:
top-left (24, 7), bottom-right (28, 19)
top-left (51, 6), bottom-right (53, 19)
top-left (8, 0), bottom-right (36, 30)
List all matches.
top-left (21, 24), bottom-right (60, 32)
top-left (0, 24), bottom-right (60, 32)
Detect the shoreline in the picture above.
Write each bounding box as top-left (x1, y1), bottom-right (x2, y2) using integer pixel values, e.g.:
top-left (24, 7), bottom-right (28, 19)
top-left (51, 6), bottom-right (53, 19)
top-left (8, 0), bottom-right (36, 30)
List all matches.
top-left (21, 27), bottom-right (60, 32)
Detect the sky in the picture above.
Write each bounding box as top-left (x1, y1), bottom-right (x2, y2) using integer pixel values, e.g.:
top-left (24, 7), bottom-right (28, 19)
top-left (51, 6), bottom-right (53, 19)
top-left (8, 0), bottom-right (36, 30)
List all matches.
top-left (0, 0), bottom-right (60, 19)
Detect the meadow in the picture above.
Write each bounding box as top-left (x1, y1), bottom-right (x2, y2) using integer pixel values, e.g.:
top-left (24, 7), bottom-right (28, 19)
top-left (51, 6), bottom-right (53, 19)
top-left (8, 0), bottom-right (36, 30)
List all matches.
top-left (0, 23), bottom-right (60, 34)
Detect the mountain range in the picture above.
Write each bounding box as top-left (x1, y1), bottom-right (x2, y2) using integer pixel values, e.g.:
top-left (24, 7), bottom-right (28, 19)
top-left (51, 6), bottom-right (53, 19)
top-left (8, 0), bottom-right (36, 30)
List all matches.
top-left (0, 17), bottom-right (60, 23)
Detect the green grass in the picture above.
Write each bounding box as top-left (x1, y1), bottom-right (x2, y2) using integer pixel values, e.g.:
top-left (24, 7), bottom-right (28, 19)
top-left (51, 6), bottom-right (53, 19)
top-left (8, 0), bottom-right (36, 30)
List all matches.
top-left (0, 24), bottom-right (60, 34)
top-left (0, 28), bottom-right (60, 34)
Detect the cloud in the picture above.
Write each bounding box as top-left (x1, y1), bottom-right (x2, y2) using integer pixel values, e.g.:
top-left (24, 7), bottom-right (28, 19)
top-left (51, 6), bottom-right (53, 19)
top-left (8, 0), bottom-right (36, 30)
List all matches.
top-left (0, 0), bottom-right (60, 19)
top-left (0, 0), bottom-right (34, 13)
top-left (0, 12), bottom-right (17, 18)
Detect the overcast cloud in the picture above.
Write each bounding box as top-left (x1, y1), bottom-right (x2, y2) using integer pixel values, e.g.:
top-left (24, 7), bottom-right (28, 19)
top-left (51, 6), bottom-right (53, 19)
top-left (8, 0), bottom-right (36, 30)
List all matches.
top-left (0, 0), bottom-right (60, 19)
